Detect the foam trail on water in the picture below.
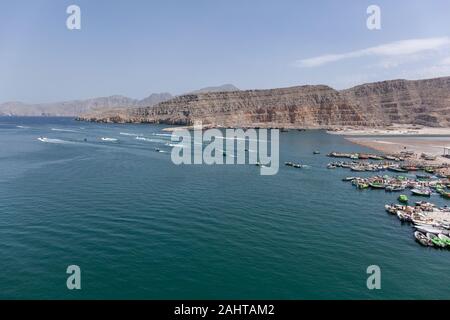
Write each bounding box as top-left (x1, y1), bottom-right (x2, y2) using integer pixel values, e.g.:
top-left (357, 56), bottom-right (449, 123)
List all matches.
top-left (120, 132), bottom-right (142, 137)
top-left (135, 136), bottom-right (159, 142)
top-left (51, 128), bottom-right (79, 133)
top-left (135, 136), bottom-right (168, 143)
top-left (154, 133), bottom-right (173, 137)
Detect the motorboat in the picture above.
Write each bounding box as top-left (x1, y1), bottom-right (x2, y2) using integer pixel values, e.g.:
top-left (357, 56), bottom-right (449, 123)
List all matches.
top-left (411, 188), bottom-right (432, 197)
top-left (426, 233), bottom-right (447, 248)
top-left (101, 137), bottom-right (118, 142)
top-left (414, 231), bottom-right (433, 247)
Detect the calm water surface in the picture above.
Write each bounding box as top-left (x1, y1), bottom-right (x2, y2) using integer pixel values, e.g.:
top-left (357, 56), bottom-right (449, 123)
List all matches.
top-left (0, 117), bottom-right (449, 299)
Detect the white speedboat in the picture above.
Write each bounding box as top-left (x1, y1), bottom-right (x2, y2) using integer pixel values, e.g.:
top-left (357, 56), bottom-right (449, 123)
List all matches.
top-left (415, 225), bottom-right (449, 235)
top-left (101, 137), bottom-right (118, 142)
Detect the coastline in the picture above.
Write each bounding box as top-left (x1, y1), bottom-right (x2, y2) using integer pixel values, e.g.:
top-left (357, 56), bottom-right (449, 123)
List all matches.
top-left (346, 136), bottom-right (450, 166)
top-left (327, 124), bottom-right (450, 136)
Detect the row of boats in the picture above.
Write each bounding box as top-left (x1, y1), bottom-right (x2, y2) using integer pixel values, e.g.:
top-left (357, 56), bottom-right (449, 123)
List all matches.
top-left (327, 151), bottom-right (416, 162)
top-left (327, 151), bottom-right (410, 161)
top-left (328, 160), bottom-right (444, 174)
top-left (384, 202), bottom-right (450, 248)
top-left (343, 175), bottom-right (450, 199)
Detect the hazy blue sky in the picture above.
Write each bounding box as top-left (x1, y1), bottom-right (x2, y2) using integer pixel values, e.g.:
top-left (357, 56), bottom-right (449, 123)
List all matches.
top-left (1, 0), bottom-right (450, 103)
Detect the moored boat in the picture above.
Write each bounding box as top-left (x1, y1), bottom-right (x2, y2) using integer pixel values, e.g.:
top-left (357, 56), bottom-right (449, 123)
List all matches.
top-left (415, 225), bottom-right (449, 235)
top-left (426, 233), bottom-right (447, 248)
top-left (438, 233), bottom-right (450, 246)
top-left (388, 166), bottom-right (408, 173)
top-left (386, 185), bottom-right (405, 192)
top-left (411, 188), bottom-right (432, 197)
top-left (441, 192), bottom-right (450, 199)
top-left (369, 182), bottom-right (385, 189)
top-left (398, 195), bottom-right (408, 203)
top-left (414, 231), bottom-right (433, 246)
top-left (356, 181), bottom-right (369, 189)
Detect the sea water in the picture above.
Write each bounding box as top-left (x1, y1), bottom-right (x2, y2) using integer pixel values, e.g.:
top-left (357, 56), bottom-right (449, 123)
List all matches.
top-left (0, 117), bottom-right (449, 299)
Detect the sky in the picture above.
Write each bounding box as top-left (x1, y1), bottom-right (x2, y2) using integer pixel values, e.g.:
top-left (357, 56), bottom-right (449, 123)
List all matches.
top-left (1, 0), bottom-right (450, 103)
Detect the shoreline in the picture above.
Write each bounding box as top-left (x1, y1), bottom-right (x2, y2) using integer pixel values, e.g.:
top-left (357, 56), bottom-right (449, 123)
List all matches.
top-left (327, 125), bottom-right (450, 136)
top-left (347, 136), bottom-right (450, 166)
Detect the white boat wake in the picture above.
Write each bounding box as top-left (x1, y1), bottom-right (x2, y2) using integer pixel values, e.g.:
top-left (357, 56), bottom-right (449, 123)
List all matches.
top-left (51, 128), bottom-right (79, 133)
top-left (120, 132), bottom-right (142, 137)
top-left (37, 137), bottom-right (66, 144)
top-left (135, 136), bottom-right (158, 142)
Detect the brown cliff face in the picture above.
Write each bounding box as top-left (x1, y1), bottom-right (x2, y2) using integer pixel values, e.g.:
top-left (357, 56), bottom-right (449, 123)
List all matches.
top-left (78, 77), bottom-right (450, 128)
top-left (342, 77), bottom-right (450, 127)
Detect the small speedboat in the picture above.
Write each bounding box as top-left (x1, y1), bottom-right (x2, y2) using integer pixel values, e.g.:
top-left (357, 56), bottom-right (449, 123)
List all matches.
top-left (397, 211), bottom-right (411, 222)
top-left (388, 166), bottom-right (408, 173)
top-left (101, 137), bottom-right (118, 142)
top-left (356, 182), bottom-right (369, 189)
top-left (313, 151), bottom-right (320, 154)
top-left (441, 192), bottom-right (450, 199)
top-left (37, 137), bottom-right (49, 142)
top-left (398, 195), bottom-right (408, 203)
top-left (385, 204), bottom-right (402, 214)
top-left (369, 182), bottom-right (385, 189)
top-left (414, 225), bottom-right (448, 235)
top-left (342, 177), bottom-right (357, 182)
top-left (414, 231), bottom-right (433, 247)
top-left (386, 185), bottom-right (405, 192)
top-left (411, 188), bottom-right (432, 197)
top-left (438, 234), bottom-right (450, 246)
top-left (426, 233), bottom-right (447, 248)
top-left (415, 201), bottom-right (435, 207)
top-left (255, 161), bottom-right (268, 168)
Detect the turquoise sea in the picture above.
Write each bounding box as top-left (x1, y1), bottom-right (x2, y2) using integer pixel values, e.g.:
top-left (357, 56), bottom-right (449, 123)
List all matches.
top-left (0, 117), bottom-right (449, 299)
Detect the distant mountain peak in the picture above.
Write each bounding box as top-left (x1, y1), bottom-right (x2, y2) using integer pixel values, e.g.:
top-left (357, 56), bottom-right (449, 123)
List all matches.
top-left (139, 93), bottom-right (173, 107)
top-left (188, 84), bottom-right (240, 94)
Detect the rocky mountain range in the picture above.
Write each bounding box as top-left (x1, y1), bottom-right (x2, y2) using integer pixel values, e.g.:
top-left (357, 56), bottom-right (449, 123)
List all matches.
top-left (0, 93), bottom-right (173, 117)
top-left (0, 84), bottom-right (241, 117)
top-left (78, 77), bottom-right (450, 128)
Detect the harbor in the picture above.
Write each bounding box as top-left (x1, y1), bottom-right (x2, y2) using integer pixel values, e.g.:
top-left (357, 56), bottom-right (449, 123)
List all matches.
top-left (330, 149), bottom-right (450, 248)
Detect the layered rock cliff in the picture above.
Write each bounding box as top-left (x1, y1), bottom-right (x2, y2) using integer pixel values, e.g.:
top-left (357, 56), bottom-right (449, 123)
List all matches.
top-left (78, 77), bottom-right (450, 128)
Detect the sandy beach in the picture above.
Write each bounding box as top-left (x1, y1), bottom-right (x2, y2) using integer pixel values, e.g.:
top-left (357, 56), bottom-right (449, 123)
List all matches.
top-left (347, 136), bottom-right (450, 165)
top-left (328, 124), bottom-right (450, 136)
